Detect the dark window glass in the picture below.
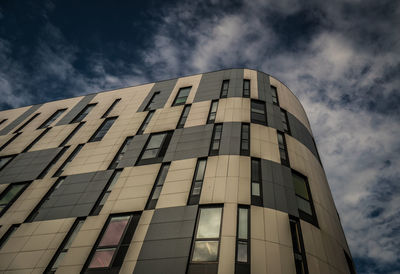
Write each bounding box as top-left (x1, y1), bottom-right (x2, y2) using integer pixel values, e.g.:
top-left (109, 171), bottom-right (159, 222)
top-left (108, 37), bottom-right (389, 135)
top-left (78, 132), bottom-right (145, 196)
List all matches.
top-left (271, 85), bottom-right (279, 105)
top-left (89, 117), bottom-right (117, 142)
top-left (0, 132), bottom-right (21, 152)
top-left (277, 132), bottom-right (290, 166)
top-left (90, 170), bottom-right (122, 216)
top-left (172, 87), bottom-right (191, 106)
top-left (207, 100), bottom-right (219, 124)
top-left (251, 158), bottom-right (263, 206)
top-left (37, 146), bottom-right (69, 179)
top-left (53, 144), bottom-right (84, 177)
top-left (220, 80), bottom-right (229, 98)
top-left (38, 109), bottom-right (66, 129)
top-left (289, 217), bottom-right (309, 274)
top-left (251, 100), bottom-right (267, 125)
top-left (0, 155), bottom-right (15, 171)
top-left (59, 122), bottom-right (85, 147)
top-left (240, 123), bottom-right (250, 156)
top-left (236, 206), bottom-right (250, 274)
top-left (23, 127), bottom-right (51, 153)
top-left (145, 163), bottom-right (170, 209)
top-left (209, 124), bottom-right (222, 156)
top-left (71, 104), bottom-right (96, 123)
top-left (243, 79), bottom-right (250, 98)
top-left (144, 91), bottom-right (160, 111)
top-left (102, 99), bottom-right (121, 118)
top-left (0, 224), bottom-right (20, 249)
top-left (177, 105), bottom-right (191, 129)
top-left (292, 172), bottom-right (318, 226)
top-left (0, 118), bottom-right (7, 126)
top-left (187, 158), bottom-right (207, 205)
top-left (137, 131), bottom-right (173, 165)
top-left (13, 113), bottom-right (40, 133)
top-left (344, 250), bottom-right (356, 274)
top-left (108, 137), bottom-right (133, 169)
top-left (45, 218), bottom-right (85, 273)
top-left (281, 109), bottom-right (290, 134)
top-left (137, 111), bottom-right (154, 135)
top-left (0, 182), bottom-right (29, 217)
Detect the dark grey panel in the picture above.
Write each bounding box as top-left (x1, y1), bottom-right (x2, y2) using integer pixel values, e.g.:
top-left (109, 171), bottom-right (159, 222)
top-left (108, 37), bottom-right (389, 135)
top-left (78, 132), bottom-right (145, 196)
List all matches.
top-left (219, 122), bottom-right (241, 155)
top-left (227, 69), bottom-right (244, 98)
top-left (0, 147), bottom-right (62, 184)
top-left (138, 238), bottom-right (192, 259)
top-left (267, 103), bottom-right (284, 131)
top-left (56, 94), bottom-right (96, 126)
top-left (134, 258), bottom-right (188, 274)
top-left (151, 205), bottom-right (198, 224)
top-left (117, 134), bottom-right (150, 168)
top-left (0, 104), bottom-right (42, 135)
top-left (257, 71), bottom-right (272, 103)
top-left (138, 79), bottom-right (178, 112)
top-left (33, 170), bottom-right (113, 222)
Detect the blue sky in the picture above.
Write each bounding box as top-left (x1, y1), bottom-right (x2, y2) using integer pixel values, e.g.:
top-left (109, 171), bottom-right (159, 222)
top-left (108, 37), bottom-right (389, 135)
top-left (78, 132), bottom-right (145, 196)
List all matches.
top-left (1, 0), bottom-right (399, 273)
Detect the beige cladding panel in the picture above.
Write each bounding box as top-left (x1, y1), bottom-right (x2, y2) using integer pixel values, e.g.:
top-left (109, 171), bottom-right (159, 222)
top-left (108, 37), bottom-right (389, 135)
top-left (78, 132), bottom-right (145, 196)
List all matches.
top-left (164, 74), bottom-right (202, 106)
top-left (250, 124), bottom-right (280, 163)
top-left (184, 100), bottom-right (210, 127)
top-left (0, 106), bottom-right (31, 131)
top-left (0, 130), bottom-right (42, 156)
top-left (244, 69), bottom-right (258, 99)
top-left (215, 98), bottom-right (250, 123)
top-left (144, 106), bottom-right (183, 133)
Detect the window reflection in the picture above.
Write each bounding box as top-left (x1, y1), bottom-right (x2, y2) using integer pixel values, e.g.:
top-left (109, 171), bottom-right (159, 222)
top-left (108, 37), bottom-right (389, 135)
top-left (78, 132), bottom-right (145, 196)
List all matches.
top-left (196, 208), bottom-right (222, 238)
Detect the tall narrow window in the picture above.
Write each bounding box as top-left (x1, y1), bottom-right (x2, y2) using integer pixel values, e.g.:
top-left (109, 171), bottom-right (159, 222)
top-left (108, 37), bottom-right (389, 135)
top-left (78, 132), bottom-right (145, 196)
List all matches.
top-left (240, 123), bottom-right (250, 156)
top-left (37, 146), bottom-right (70, 179)
top-left (187, 158), bottom-right (207, 205)
top-left (177, 105), bottom-right (191, 129)
top-left (243, 79), bottom-right (250, 98)
top-left (89, 117), bottom-right (117, 142)
top-left (236, 206), bottom-right (250, 273)
top-left (83, 213), bottom-right (141, 272)
top-left (281, 109), bottom-right (290, 134)
top-left (137, 111), bottom-right (154, 135)
top-left (251, 158), bottom-right (262, 206)
top-left (13, 113), bottom-right (40, 133)
top-left (38, 109), bottom-right (66, 129)
top-left (289, 216), bottom-right (309, 274)
top-left (23, 127), bottom-right (51, 153)
top-left (0, 182), bottom-right (30, 217)
top-left (277, 131), bottom-right (290, 166)
top-left (0, 155), bottom-right (15, 171)
top-left (0, 132), bottom-right (21, 152)
top-left (251, 100), bottom-right (267, 125)
top-left (144, 91), bottom-right (160, 111)
top-left (292, 172), bottom-right (317, 226)
top-left (207, 100), bottom-right (219, 124)
top-left (59, 122), bottom-right (85, 147)
top-left (90, 170), bottom-right (122, 216)
top-left (45, 218), bottom-right (85, 273)
top-left (145, 163), bottom-right (170, 209)
top-left (220, 80), bottom-right (229, 98)
top-left (189, 206), bottom-right (223, 272)
top-left (271, 85), bottom-right (279, 105)
top-left (0, 224), bottom-right (20, 249)
top-left (71, 103), bottom-right (96, 123)
top-left (53, 144), bottom-right (84, 177)
top-left (172, 87), bottom-right (191, 106)
top-left (102, 99), bottom-right (121, 118)
top-left (209, 124), bottom-right (222, 156)
top-left (108, 137), bottom-right (133, 169)
top-left (136, 131), bottom-right (173, 165)
top-left (0, 118), bottom-right (7, 126)
top-left (344, 250), bottom-right (356, 274)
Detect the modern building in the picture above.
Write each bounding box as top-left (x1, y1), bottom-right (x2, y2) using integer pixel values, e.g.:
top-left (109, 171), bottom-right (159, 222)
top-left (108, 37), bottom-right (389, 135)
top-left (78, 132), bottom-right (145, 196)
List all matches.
top-left (0, 69), bottom-right (355, 274)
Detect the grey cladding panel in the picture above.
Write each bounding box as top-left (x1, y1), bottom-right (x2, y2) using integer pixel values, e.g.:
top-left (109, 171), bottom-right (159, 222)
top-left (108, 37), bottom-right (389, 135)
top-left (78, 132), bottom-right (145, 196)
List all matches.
top-left (219, 122), bottom-right (241, 155)
top-left (227, 69), bottom-right (244, 98)
top-left (56, 94), bottom-right (96, 126)
top-left (134, 258), bottom-right (188, 274)
top-left (257, 71), bottom-right (272, 103)
top-left (138, 79), bottom-right (178, 112)
top-left (267, 104), bottom-right (284, 131)
top-left (0, 104), bottom-right (42, 135)
top-left (117, 134), bottom-right (149, 168)
top-left (0, 147), bottom-right (62, 184)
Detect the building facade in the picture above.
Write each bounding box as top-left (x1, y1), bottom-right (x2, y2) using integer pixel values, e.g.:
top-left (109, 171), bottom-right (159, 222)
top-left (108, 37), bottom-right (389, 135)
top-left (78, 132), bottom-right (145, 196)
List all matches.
top-left (0, 69), bottom-right (355, 273)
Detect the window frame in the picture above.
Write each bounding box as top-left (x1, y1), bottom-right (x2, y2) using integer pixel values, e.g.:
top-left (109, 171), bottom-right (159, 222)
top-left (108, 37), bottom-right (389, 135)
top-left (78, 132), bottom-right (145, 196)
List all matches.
top-left (235, 205), bottom-right (250, 273)
top-left (145, 163), bottom-right (171, 210)
top-left (0, 132), bottom-right (22, 152)
top-left (0, 224), bottom-right (20, 250)
top-left (136, 110), bottom-right (154, 135)
top-left (38, 109), bottom-right (67, 129)
top-left (220, 80), bottom-right (230, 98)
top-left (172, 86), bottom-right (192, 106)
top-left (209, 123), bottom-right (223, 156)
top-left (277, 131), bottom-right (290, 166)
top-left (101, 98), bottom-right (121, 118)
top-left (207, 100), bottom-right (219, 124)
top-left (0, 182), bottom-right (30, 217)
top-left (289, 216), bottom-right (309, 274)
top-left (250, 100), bottom-right (267, 125)
top-left (59, 122), bottom-right (85, 147)
top-left (240, 123), bottom-right (250, 156)
top-left (176, 104), bottom-right (191, 129)
top-left (271, 85), bottom-right (280, 106)
top-left (280, 109), bottom-right (291, 134)
top-left (37, 146), bottom-right (70, 179)
top-left (251, 158), bottom-right (263, 207)
top-left (70, 103), bottom-right (97, 124)
top-left (13, 113), bottom-right (40, 133)
top-left (187, 158), bottom-right (207, 205)
top-left (89, 117), bottom-right (117, 142)
top-left (243, 79), bottom-right (250, 98)
top-left (52, 144), bottom-right (84, 177)
top-left (136, 131), bottom-right (173, 166)
top-left (108, 136), bottom-right (133, 170)
top-left (144, 91), bottom-right (160, 111)
top-left (0, 155), bottom-right (16, 172)
top-left (22, 127), bottom-right (51, 153)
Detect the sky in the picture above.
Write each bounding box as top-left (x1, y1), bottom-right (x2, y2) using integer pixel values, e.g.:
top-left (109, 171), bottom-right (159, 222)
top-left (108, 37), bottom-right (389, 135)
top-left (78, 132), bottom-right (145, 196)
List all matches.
top-left (0, 0), bottom-right (399, 273)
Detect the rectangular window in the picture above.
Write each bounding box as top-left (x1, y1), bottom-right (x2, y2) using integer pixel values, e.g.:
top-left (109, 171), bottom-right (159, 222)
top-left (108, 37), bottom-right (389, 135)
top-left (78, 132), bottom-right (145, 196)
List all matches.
top-left (137, 131), bottom-right (173, 165)
top-left (271, 85), bottom-right (279, 105)
top-left (281, 109), bottom-right (290, 134)
top-left (251, 158), bottom-right (262, 206)
top-left (207, 100), bottom-right (219, 124)
top-left (172, 86), bottom-right (191, 106)
top-left (344, 250), bottom-right (356, 274)
top-left (13, 113), bottom-right (40, 133)
top-left (243, 79), bottom-right (250, 98)
top-left (37, 146), bottom-right (70, 179)
top-left (53, 144), bottom-right (84, 177)
top-left (22, 127), bottom-right (51, 153)
top-left (220, 80), bottom-right (229, 98)
top-left (71, 103), bottom-right (96, 123)
top-left (277, 131), bottom-right (290, 166)
top-left (144, 91), bottom-right (160, 111)
top-left (137, 111), bottom-right (154, 135)
top-left (176, 105), bottom-right (191, 129)
top-left (102, 99), bottom-right (121, 118)
top-left (45, 218), bottom-right (85, 273)
top-left (292, 171), bottom-right (318, 226)
top-left (240, 123), bottom-right (250, 156)
top-left (209, 124), bottom-right (222, 156)
top-left (0, 118), bottom-right (7, 126)
top-left (0, 182), bottom-right (30, 217)
top-left (84, 213), bottom-right (141, 272)
top-left (289, 216), bottom-right (309, 274)
top-left (59, 122), bottom-right (85, 147)
top-left (236, 206), bottom-right (250, 273)
top-left (187, 158), bottom-right (207, 205)
top-left (89, 117), bottom-right (117, 142)
top-left (0, 224), bottom-right (20, 250)
top-left (38, 109), bottom-right (66, 129)
top-left (145, 163), bottom-right (170, 210)
top-left (0, 132), bottom-right (21, 152)
top-left (251, 100), bottom-right (267, 125)
top-left (108, 137), bottom-right (133, 170)
top-left (0, 155), bottom-right (15, 171)
top-left (90, 170), bottom-right (122, 216)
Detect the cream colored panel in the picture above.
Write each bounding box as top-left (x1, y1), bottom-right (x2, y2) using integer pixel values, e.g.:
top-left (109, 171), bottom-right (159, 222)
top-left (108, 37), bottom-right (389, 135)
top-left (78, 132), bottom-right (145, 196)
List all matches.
top-left (184, 101), bottom-right (210, 128)
top-left (0, 106), bottom-right (31, 131)
top-left (251, 239), bottom-right (267, 274)
top-left (243, 69), bottom-right (258, 99)
top-left (218, 236), bottom-right (236, 274)
top-left (250, 124), bottom-right (280, 163)
top-left (165, 74), bottom-right (202, 106)
top-left (29, 124), bottom-right (77, 151)
top-left (145, 106), bottom-right (183, 133)
top-left (0, 129), bottom-right (43, 156)
top-left (215, 98), bottom-right (250, 123)
top-left (265, 241), bottom-right (282, 273)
